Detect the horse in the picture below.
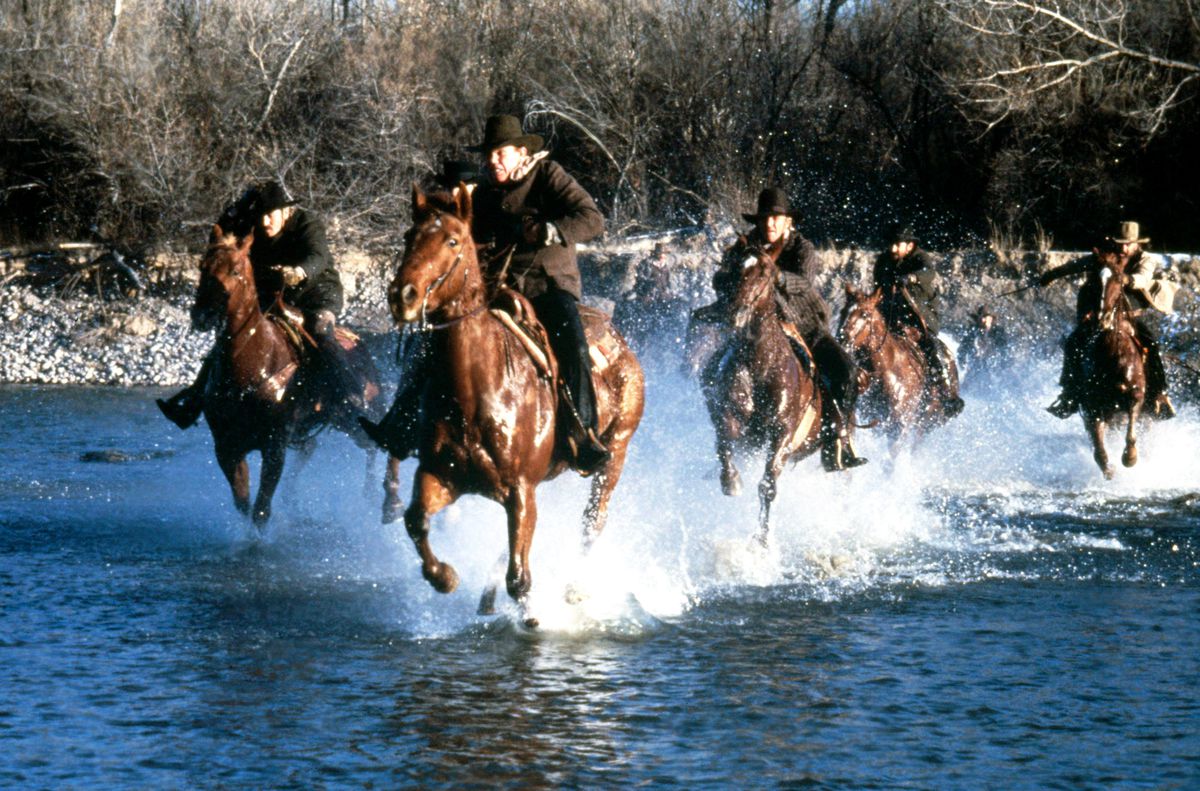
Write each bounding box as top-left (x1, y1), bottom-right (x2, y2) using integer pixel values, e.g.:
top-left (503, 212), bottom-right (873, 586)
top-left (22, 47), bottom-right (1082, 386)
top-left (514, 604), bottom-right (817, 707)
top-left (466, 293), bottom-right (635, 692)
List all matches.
top-left (190, 226), bottom-right (400, 527)
top-left (837, 285), bottom-right (958, 449)
top-left (385, 186), bottom-right (645, 618)
top-left (702, 241), bottom-right (823, 545)
top-left (1074, 247), bottom-right (1147, 478)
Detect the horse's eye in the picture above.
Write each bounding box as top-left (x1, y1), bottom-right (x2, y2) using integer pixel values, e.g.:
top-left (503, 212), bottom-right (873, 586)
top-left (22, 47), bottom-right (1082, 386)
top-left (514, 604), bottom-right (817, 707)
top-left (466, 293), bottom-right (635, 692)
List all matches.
top-left (448, 238), bottom-right (459, 248)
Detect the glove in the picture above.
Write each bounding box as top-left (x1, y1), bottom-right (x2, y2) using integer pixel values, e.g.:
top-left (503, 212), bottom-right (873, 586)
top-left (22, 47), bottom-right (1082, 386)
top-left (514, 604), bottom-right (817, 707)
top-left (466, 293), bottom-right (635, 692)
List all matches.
top-left (521, 218), bottom-right (546, 245)
top-left (279, 266), bottom-right (306, 287)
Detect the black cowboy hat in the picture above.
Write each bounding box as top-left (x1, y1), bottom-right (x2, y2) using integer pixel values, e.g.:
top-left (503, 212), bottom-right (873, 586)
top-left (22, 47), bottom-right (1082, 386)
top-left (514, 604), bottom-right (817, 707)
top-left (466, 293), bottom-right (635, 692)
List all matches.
top-left (255, 180), bottom-right (299, 213)
top-left (742, 187), bottom-right (801, 223)
top-left (887, 223), bottom-right (919, 245)
top-left (468, 114), bottom-right (544, 154)
top-left (435, 160), bottom-right (480, 188)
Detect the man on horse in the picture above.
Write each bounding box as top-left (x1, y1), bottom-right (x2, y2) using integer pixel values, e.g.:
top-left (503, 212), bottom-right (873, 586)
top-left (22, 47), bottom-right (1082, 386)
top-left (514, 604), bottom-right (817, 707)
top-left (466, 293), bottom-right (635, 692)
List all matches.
top-left (363, 116), bottom-right (610, 473)
top-left (711, 187), bottom-right (867, 472)
top-left (157, 180), bottom-right (362, 428)
top-left (1041, 221), bottom-right (1178, 420)
top-left (872, 224), bottom-right (964, 417)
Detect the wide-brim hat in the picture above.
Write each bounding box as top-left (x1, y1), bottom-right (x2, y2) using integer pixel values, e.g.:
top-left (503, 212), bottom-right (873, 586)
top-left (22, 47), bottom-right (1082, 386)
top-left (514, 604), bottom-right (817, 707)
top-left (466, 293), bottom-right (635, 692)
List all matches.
top-left (435, 160), bottom-right (480, 188)
top-left (256, 180), bottom-right (299, 213)
top-left (742, 187), bottom-right (800, 223)
top-left (467, 114), bottom-right (544, 154)
top-left (887, 223), bottom-right (919, 245)
top-left (1108, 220), bottom-right (1149, 245)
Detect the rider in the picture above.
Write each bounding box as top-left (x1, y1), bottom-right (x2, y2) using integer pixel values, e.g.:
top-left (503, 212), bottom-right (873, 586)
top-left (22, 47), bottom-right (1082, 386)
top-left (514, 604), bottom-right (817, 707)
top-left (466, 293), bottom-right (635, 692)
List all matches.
top-left (157, 180), bottom-right (361, 428)
top-left (469, 114), bottom-right (609, 473)
top-left (714, 187), bottom-right (868, 472)
top-left (1041, 221), bottom-right (1178, 419)
top-left (872, 223), bottom-right (964, 417)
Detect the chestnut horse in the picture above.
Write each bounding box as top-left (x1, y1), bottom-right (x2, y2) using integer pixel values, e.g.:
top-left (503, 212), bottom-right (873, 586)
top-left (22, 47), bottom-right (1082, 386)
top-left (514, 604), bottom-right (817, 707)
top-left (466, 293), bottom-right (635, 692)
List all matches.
top-left (1075, 248), bottom-right (1147, 478)
top-left (387, 187), bottom-right (644, 615)
top-left (191, 227), bottom-right (399, 526)
top-left (837, 286), bottom-right (958, 448)
top-left (703, 241), bottom-right (823, 544)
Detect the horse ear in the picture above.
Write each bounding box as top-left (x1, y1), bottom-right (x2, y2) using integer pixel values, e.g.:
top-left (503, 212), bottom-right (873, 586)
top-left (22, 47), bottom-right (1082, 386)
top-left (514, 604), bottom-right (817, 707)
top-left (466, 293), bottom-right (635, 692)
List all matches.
top-left (412, 183), bottom-right (428, 217)
top-left (844, 282), bottom-right (858, 298)
top-left (453, 182), bottom-right (472, 223)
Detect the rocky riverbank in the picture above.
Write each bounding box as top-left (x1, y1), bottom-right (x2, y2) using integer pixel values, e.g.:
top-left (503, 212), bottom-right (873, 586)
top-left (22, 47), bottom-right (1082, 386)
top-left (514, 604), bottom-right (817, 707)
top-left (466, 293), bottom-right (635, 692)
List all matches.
top-left (2, 232), bottom-right (1197, 389)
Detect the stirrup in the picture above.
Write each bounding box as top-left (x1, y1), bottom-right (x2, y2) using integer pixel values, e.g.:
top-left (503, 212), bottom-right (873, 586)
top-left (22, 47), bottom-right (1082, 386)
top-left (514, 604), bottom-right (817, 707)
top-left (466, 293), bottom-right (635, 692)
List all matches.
top-left (569, 429), bottom-right (611, 477)
top-left (1154, 395), bottom-right (1176, 420)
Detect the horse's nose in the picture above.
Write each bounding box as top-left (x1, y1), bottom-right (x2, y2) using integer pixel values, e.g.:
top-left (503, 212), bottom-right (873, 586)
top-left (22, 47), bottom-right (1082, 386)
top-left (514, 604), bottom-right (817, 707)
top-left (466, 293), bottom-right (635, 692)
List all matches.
top-left (400, 283), bottom-right (418, 307)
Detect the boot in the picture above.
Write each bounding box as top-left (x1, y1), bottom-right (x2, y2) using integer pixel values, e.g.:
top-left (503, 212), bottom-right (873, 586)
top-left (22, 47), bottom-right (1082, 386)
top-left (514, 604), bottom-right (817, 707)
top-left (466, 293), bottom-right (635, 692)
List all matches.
top-left (1152, 394), bottom-right (1176, 420)
top-left (820, 432), bottom-right (868, 472)
top-left (358, 388), bottom-right (419, 458)
top-left (1046, 393), bottom-right (1078, 419)
top-left (156, 386), bottom-right (202, 429)
top-left (317, 334), bottom-right (368, 413)
top-left (559, 384), bottom-right (610, 476)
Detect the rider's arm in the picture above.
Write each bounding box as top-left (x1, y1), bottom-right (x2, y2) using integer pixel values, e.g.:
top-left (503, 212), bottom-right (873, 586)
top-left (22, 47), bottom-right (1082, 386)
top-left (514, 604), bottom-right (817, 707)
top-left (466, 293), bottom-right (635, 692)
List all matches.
top-left (291, 211), bottom-right (335, 280)
top-left (538, 161), bottom-right (604, 247)
top-left (1038, 256), bottom-right (1089, 286)
top-left (1125, 251), bottom-right (1157, 292)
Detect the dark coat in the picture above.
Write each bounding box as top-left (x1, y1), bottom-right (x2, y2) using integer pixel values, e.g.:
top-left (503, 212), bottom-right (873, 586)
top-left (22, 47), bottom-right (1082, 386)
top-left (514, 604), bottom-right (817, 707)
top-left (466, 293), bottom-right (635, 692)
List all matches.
top-left (714, 230), bottom-right (830, 343)
top-left (471, 158), bottom-right (605, 300)
top-left (250, 208), bottom-right (344, 315)
top-left (872, 247), bottom-right (941, 334)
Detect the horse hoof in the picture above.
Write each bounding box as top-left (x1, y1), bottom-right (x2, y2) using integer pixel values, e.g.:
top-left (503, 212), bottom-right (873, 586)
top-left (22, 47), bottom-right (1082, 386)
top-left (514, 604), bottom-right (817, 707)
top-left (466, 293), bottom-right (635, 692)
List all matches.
top-left (1103, 468), bottom-right (1115, 480)
top-left (425, 562), bottom-right (459, 594)
top-left (477, 586), bottom-right (498, 616)
top-left (1122, 447), bottom-right (1138, 467)
top-left (252, 509), bottom-right (270, 528)
top-left (523, 617), bottom-right (540, 629)
top-left (381, 495), bottom-right (403, 525)
top-left (721, 471), bottom-right (742, 497)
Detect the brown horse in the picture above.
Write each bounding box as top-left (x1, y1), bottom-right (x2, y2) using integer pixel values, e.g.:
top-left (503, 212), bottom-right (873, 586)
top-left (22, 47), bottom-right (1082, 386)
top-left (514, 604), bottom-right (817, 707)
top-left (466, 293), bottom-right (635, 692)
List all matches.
top-left (702, 241), bottom-right (823, 544)
top-left (386, 186), bottom-right (644, 615)
top-left (190, 226), bottom-right (399, 527)
top-left (1075, 248), bottom-right (1147, 478)
top-left (837, 285), bottom-right (958, 448)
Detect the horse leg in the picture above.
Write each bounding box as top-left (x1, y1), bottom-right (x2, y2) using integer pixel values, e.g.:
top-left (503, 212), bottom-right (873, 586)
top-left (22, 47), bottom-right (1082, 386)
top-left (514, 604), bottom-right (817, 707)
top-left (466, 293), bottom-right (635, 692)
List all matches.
top-left (1087, 417), bottom-right (1113, 479)
top-left (251, 440), bottom-right (287, 528)
top-left (717, 423), bottom-right (742, 496)
top-left (215, 446), bottom-right (252, 517)
top-left (755, 440), bottom-right (787, 547)
top-left (381, 455), bottom-right (404, 524)
top-left (404, 470), bottom-right (458, 593)
top-left (582, 432), bottom-right (632, 550)
top-left (504, 482), bottom-right (537, 605)
top-left (1122, 403), bottom-right (1141, 468)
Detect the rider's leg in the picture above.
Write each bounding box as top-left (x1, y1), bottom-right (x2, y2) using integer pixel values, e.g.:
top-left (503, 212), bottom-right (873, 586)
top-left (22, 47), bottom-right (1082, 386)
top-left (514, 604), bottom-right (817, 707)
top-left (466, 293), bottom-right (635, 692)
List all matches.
top-left (1135, 318), bottom-right (1175, 418)
top-left (811, 334), bottom-right (868, 471)
top-left (360, 334), bottom-right (430, 457)
top-left (156, 346), bottom-right (215, 429)
top-left (308, 308), bottom-right (368, 411)
top-left (530, 287), bottom-right (610, 473)
top-left (918, 331), bottom-right (964, 416)
top-left (1048, 327), bottom-right (1084, 418)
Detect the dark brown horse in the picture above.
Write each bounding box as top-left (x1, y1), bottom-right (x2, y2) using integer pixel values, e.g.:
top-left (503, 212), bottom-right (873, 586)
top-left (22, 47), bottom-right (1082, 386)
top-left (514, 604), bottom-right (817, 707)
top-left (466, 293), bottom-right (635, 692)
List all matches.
top-left (702, 241), bottom-right (823, 544)
top-left (837, 286), bottom-right (958, 448)
top-left (386, 187), bottom-right (644, 616)
top-left (1075, 247), bottom-right (1147, 478)
top-left (190, 226), bottom-right (399, 526)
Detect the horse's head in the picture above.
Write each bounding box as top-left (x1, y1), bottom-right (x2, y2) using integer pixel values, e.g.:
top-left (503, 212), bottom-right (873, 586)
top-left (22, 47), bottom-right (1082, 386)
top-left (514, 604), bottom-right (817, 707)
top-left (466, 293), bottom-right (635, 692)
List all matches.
top-left (1095, 244), bottom-right (1130, 331)
top-left (837, 284), bottom-right (885, 352)
top-left (191, 224), bottom-right (255, 331)
top-left (389, 185), bottom-right (479, 327)
top-left (728, 240), bottom-right (782, 331)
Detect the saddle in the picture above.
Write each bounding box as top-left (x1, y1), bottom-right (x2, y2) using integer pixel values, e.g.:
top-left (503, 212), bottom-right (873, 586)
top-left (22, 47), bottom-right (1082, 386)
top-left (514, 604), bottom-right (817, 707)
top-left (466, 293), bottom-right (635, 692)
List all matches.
top-left (489, 287), bottom-right (623, 379)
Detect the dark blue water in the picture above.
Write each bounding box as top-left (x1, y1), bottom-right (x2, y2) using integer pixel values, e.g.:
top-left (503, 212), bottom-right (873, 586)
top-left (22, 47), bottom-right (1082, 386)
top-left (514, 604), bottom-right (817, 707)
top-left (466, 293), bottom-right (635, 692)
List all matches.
top-left (2, 359), bottom-right (1199, 788)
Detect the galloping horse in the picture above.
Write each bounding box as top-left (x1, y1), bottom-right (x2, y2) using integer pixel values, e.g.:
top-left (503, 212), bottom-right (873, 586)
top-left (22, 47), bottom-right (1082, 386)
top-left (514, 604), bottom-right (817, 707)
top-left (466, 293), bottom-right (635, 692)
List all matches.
top-left (837, 286), bottom-right (958, 448)
top-left (1075, 247), bottom-right (1147, 478)
top-left (703, 241), bottom-right (823, 544)
top-left (191, 226), bottom-right (398, 526)
top-left (386, 186), bottom-right (644, 614)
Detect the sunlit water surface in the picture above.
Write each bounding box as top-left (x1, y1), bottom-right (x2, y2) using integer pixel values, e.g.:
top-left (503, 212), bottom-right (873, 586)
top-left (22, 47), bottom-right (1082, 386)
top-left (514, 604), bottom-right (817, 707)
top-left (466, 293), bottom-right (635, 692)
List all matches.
top-left (1, 347), bottom-right (1198, 788)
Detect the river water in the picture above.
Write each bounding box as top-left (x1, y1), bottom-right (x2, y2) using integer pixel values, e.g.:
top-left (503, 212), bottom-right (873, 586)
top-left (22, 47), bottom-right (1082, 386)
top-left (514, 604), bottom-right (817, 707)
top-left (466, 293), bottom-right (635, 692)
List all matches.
top-left (1, 349), bottom-right (1198, 788)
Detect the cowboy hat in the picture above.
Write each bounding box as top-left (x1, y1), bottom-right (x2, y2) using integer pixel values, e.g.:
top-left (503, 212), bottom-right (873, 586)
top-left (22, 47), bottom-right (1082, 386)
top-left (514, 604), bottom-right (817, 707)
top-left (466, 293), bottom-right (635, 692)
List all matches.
top-left (742, 187), bottom-right (801, 223)
top-left (255, 180), bottom-right (299, 213)
top-left (468, 115), bottom-right (544, 154)
top-left (1108, 220), bottom-right (1149, 245)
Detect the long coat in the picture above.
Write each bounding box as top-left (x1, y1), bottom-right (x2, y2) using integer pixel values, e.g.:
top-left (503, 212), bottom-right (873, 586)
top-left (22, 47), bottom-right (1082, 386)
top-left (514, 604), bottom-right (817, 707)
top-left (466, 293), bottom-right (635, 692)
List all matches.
top-left (714, 230), bottom-right (830, 344)
top-left (250, 208), bottom-right (344, 315)
top-left (872, 247), bottom-right (941, 334)
top-left (1042, 249), bottom-right (1178, 323)
top-left (471, 157), bottom-right (605, 300)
